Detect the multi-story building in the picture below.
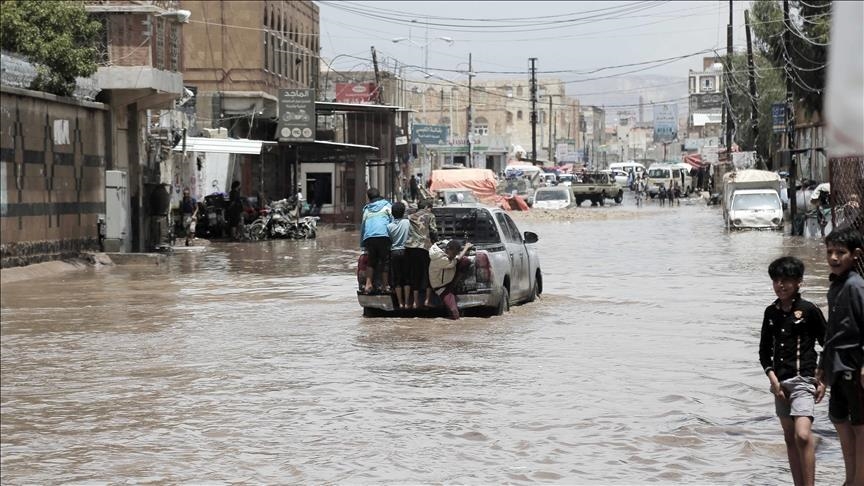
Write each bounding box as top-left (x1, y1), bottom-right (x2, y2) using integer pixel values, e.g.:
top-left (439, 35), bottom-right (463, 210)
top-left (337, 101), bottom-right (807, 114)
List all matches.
top-left (402, 77), bottom-right (578, 172)
top-left (84, 0), bottom-right (188, 252)
top-left (687, 57), bottom-right (724, 139)
top-left (179, 0), bottom-right (320, 205)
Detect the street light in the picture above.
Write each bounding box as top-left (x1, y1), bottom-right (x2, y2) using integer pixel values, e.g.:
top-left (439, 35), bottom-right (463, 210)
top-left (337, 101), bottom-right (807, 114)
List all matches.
top-left (391, 36), bottom-right (454, 81)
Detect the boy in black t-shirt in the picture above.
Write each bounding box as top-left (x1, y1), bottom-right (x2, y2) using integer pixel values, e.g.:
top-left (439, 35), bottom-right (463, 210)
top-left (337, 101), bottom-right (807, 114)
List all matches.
top-left (759, 256), bottom-right (827, 486)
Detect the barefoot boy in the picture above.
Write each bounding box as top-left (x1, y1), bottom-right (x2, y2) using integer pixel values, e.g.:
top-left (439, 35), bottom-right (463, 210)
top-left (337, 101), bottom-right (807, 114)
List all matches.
top-left (759, 256), bottom-right (827, 486)
top-left (818, 227), bottom-right (864, 486)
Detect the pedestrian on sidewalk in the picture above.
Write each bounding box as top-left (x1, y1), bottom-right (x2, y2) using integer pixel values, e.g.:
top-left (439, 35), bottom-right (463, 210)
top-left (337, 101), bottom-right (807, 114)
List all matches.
top-left (818, 227), bottom-right (864, 486)
top-left (759, 256), bottom-right (826, 486)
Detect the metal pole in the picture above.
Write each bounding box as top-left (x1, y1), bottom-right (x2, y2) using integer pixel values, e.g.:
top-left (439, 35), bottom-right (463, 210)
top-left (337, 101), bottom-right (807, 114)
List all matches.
top-left (745, 9), bottom-right (760, 166)
top-left (548, 95), bottom-right (553, 164)
top-left (725, 0), bottom-right (734, 154)
top-left (467, 52), bottom-right (473, 167)
top-left (783, 0), bottom-right (797, 233)
top-left (529, 57), bottom-right (538, 162)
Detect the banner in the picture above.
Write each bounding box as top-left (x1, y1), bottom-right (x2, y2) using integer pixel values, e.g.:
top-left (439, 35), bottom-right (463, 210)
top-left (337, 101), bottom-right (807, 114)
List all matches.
top-left (334, 83), bottom-right (378, 104)
top-left (411, 124), bottom-right (449, 146)
top-left (653, 104), bottom-right (678, 142)
top-left (693, 93), bottom-right (723, 110)
top-left (277, 88), bottom-right (315, 143)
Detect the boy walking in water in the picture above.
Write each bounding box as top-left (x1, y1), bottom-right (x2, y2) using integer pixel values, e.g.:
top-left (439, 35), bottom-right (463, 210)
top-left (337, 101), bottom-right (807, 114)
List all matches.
top-left (759, 256), bottom-right (826, 486)
top-left (818, 227), bottom-right (864, 486)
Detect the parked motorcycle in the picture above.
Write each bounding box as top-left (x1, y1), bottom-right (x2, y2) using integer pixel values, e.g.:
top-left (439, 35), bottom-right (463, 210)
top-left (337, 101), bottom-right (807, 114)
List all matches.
top-left (246, 199), bottom-right (319, 240)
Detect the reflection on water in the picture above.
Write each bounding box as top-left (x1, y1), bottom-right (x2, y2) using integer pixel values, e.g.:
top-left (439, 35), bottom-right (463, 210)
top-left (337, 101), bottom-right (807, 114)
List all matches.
top-left (0, 198), bottom-right (845, 483)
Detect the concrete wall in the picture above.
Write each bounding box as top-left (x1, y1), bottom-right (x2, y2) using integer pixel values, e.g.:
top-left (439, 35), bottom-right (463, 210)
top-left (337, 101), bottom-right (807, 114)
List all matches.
top-left (0, 87), bottom-right (108, 268)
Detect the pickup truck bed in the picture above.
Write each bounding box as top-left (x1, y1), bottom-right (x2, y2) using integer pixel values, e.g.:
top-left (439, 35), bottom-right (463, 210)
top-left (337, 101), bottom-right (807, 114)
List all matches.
top-left (356, 206), bottom-right (542, 317)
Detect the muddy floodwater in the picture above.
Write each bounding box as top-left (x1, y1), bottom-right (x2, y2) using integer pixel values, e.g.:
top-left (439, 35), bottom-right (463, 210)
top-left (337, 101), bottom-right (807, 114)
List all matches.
top-left (1, 195), bottom-right (846, 484)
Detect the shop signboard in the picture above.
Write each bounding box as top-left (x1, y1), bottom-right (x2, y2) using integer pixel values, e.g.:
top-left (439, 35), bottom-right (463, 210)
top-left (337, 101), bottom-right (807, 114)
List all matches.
top-left (277, 88), bottom-right (315, 143)
top-left (334, 83), bottom-right (378, 104)
top-left (653, 104), bottom-right (678, 142)
top-left (693, 93), bottom-right (723, 110)
top-left (772, 103), bottom-right (786, 133)
top-left (411, 124), bottom-right (449, 146)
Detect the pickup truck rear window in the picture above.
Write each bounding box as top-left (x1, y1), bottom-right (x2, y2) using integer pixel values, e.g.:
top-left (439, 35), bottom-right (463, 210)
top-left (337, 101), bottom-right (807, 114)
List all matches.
top-left (431, 207), bottom-right (501, 244)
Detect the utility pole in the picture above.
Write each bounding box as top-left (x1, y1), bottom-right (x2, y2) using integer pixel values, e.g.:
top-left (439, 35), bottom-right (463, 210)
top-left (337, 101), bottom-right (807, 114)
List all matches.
top-left (529, 57), bottom-right (538, 163)
top-left (783, 0), bottom-right (797, 233)
top-left (745, 9), bottom-right (761, 169)
top-left (371, 46), bottom-right (383, 104)
top-left (548, 95), bottom-right (553, 164)
top-left (467, 52), bottom-right (474, 168)
top-left (725, 0), bottom-right (734, 156)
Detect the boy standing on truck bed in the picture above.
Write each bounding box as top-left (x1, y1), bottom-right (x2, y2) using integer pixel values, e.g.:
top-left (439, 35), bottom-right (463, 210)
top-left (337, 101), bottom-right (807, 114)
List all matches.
top-left (387, 202), bottom-right (410, 309)
top-left (428, 239), bottom-right (473, 320)
top-left (759, 256), bottom-right (826, 486)
top-left (360, 188), bottom-right (392, 294)
top-left (818, 227), bottom-right (864, 486)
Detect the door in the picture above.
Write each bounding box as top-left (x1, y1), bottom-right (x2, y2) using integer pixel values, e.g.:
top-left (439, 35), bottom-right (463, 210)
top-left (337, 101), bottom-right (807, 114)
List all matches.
top-left (496, 212), bottom-right (529, 300)
top-left (105, 170), bottom-right (130, 252)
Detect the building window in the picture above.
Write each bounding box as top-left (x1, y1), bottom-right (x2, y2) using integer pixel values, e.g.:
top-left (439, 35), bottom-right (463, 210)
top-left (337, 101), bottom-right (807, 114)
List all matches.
top-left (702, 76), bottom-right (715, 92)
top-left (473, 117), bottom-right (488, 136)
top-left (517, 110), bottom-right (523, 121)
top-left (506, 111), bottom-right (513, 124)
top-left (517, 86), bottom-right (523, 96)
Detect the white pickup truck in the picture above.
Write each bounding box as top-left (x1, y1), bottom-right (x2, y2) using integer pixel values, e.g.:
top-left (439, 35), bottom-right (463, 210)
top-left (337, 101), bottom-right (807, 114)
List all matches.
top-left (722, 170), bottom-right (784, 230)
top-left (356, 206), bottom-right (543, 317)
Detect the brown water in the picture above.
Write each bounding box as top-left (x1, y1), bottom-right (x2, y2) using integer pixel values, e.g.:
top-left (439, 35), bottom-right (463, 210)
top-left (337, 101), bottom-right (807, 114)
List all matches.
top-left (1, 196), bottom-right (846, 484)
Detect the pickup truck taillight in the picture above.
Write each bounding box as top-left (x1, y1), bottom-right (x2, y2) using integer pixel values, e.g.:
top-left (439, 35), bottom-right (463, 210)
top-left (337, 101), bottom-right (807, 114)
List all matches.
top-left (474, 252), bottom-right (492, 283)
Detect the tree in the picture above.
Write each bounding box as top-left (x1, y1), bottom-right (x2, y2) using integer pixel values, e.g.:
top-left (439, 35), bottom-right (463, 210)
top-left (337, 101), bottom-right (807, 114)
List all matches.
top-left (726, 51), bottom-right (785, 164)
top-left (750, 0), bottom-right (831, 117)
top-left (0, 0), bottom-right (102, 97)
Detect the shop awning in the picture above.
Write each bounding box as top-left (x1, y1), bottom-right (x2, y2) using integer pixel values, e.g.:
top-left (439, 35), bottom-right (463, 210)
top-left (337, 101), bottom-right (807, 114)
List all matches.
top-left (174, 137), bottom-right (276, 155)
top-left (311, 140), bottom-right (379, 151)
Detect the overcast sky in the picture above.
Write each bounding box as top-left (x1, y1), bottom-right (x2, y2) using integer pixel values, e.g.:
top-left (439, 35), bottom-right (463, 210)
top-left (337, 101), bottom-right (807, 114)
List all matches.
top-left (318, 0), bottom-right (751, 108)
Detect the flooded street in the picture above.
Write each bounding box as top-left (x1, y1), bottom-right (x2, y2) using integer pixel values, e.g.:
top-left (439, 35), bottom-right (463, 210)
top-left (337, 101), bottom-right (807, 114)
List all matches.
top-left (1, 196), bottom-right (846, 484)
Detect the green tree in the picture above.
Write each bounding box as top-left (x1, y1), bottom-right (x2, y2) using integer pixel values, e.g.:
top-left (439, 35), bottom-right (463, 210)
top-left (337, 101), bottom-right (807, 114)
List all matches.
top-left (726, 50), bottom-right (785, 165)
top-left (750, 0), bottom-right (831, 117)
top-left (0, 0), bottom-right (102, 97)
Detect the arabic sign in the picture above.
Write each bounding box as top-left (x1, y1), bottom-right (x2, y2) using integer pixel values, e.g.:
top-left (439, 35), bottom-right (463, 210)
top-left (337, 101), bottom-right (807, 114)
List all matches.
top-left (772, 103), bottom-right (786, 134)
top-left (653, 104), bottom-right (678, 143)
top-left (692, 93), bottom-right (723, 110)
top-left (411, 124), bottom-right (449, 146)
top-left (277, 88), bottom-right (315, 143)
top-left (334, 83), bottom-right (378, 104)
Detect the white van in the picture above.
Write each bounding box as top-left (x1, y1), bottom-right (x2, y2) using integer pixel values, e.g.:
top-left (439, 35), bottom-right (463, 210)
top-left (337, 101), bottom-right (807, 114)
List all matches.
top-left (609, 161), bottom-right (646, 178)
top-left (646, 163), bottom-right (693, 197)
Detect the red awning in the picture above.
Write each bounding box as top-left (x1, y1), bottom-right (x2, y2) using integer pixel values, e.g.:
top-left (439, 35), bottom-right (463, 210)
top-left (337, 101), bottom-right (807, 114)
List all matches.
top-left (683, 154), bottom-right (705, 168)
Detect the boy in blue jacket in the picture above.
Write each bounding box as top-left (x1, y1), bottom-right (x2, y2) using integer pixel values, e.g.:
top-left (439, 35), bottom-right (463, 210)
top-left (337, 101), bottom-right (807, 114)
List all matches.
top-left (360, 188), bottom-right (392, 294)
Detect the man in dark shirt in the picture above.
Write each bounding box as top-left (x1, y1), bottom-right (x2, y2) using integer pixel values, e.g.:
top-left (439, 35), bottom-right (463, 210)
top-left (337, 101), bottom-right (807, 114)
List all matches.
top-left (180, 188), bottom-right (197, 246)
top-left (759, 256), bottom-right (826, 486)
top-left (818, 227), bottom-right (864, 486)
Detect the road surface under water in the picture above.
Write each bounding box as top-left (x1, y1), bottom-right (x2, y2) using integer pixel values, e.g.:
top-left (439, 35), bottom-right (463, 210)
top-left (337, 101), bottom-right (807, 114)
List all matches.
top-left (1, 195), bottom-right (845, 484)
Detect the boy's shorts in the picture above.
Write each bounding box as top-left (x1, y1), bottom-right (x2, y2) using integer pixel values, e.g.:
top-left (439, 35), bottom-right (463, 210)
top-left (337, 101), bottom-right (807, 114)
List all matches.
top-left (828, 370), bottom-right (864, 425)
top-left (775, 375), bottom-right (817, 418)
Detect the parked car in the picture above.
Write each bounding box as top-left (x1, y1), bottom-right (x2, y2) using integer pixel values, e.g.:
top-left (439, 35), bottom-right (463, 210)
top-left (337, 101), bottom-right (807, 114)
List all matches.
top-left (532, 186), bottom-right (572, 210)
top-left (601, 169), bottom-right (629, 186)
top-left (356, 206), bottom-right (542, 317)
top-left (557, 174), bottom-right (575, 186)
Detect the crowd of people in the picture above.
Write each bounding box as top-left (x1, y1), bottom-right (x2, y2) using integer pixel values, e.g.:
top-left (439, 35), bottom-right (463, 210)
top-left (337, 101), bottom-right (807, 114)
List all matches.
top-left (359, 187), bottom-right (472, 320)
